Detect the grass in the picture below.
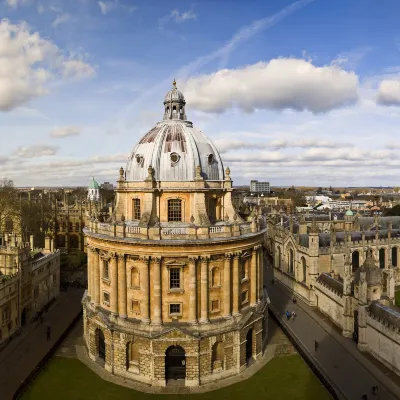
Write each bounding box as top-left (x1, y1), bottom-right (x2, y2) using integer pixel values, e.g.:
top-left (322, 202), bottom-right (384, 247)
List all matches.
top-left (395, 290), bottom-right (400, 307)
top-left (22, 355), bottom-right (331, 400)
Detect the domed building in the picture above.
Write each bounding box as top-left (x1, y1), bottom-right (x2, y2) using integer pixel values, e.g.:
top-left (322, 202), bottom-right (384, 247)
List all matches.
top-left (82, 81), bottom-right (268, 388)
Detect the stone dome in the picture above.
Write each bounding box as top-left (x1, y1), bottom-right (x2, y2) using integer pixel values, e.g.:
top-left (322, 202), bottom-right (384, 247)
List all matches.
top-left (125, 82), bottom-right (225, 182)
top-left (345, 209), bottom-right (354, 217)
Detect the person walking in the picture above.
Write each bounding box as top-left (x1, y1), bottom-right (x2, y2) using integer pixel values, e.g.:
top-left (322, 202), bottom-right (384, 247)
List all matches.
top-left (46, 325), bottom-right (51, 341)
top-left (314, 340), bottom-right (319, 351)
top-left (372, 385), bottom-right (378, 395)
top-left (291, 311), bottom-right (296, 320)
top-left (292, 296), bottom-right (297, 304)
top-left (361, 394), bottom-right (368, 400)
top-left (286, 310), bottom-right (291, 320)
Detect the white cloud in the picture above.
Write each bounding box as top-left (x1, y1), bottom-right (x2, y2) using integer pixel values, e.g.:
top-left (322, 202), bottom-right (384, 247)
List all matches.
top-left (98, 1), bottom-right (117, 15)
top-left (98, 0), bottom-right (135, 15)
top-left (181, 58), bottom-right (359, 114)
top-left (14, 145), bottom-right (58, 158)
top-left (5, 0), bottom-right (28, 8)
top-left (52, 13), bottom-right (70, 28)
top-left (158, 9), bottom-right (197, 29)
top-left (377, 79), bottom-right (400, 106)
top-left (0, 19), bottom-right (95, 111)
top-left (37, 3), bottom-right (44, 14)
top-left (50, 126), bottom-right (80, 138)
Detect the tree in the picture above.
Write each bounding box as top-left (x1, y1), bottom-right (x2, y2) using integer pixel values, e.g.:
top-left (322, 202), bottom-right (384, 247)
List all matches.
top-left (0, 178), bottom-right (18, 232)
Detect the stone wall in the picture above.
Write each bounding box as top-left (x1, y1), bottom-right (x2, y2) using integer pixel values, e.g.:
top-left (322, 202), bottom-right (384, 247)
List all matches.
top-left (313, 283), bottom-right (344, 328)
top-left (365, 314), bottom-right (400, 375)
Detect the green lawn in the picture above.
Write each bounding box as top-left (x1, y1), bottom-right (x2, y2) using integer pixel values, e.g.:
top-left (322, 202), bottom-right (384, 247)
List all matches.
top-left (22, 355), bottom-right (331, 400)
top-left (395, 290), bottom-right (400, 307)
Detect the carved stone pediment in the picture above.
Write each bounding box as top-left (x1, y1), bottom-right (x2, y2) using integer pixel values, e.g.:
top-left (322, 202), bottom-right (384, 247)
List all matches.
top-left (165, 259), bottom-right (186, 267)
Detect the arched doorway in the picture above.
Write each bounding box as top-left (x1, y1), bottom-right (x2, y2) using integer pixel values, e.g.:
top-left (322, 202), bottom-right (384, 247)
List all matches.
top-left (165, 345), bottom-right (186, 382)
top-left (96, 329), bottom-right (105, 361)
top-left (21, 308), bottom-right (28, 326)
top-left (379, 248), bottom-right (385, 269)
top-left (392, 247), bottom-right (397, 267)
top-left (352, 251), bottom-right (360, 272)
top-left (246, 329), bottom-right (253, 364)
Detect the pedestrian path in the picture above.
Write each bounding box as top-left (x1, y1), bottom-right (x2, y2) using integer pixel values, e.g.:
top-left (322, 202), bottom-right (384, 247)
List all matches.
top-left (266, 265), bottom-right (400, 400)
top-left (0, 288), bottom-right (84, 400)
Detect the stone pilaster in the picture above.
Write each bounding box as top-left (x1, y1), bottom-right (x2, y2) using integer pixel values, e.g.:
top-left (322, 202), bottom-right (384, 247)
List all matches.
top-left (152, 257), bottom-right (162, 325)
top-left (110, 253), bottom-right (118, 315)
top-left (224, 253), bottom-right (232, 318)
top-left (251, 248), bottom-right (257, 306)
top-left (117, 253), bottom-right (127, 318)
top-left (140, 256), bottom-right (150, 323)
top-left (93, 248), bottom-right (100, 306)
top-left (199, 256), bottom-right (210, 323)
top-left (188, 256), bottom-right (198, 324)
top-left (87, 246), bottom-right (93, 298)
top-left (232, 252), bottom-right (241, 316)
top-left (258, 246), bottom-right (263, 303)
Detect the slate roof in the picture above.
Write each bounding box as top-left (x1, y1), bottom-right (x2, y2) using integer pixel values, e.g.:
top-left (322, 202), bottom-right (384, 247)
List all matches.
top-left (316, 273), bottom-right (343, 296)
top-left (368, 301), bottom-right (400, 330)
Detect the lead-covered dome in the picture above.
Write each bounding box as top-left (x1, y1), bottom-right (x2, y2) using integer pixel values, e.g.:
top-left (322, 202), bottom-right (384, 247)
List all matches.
top-left (125, 81), bottom-right (224, 182)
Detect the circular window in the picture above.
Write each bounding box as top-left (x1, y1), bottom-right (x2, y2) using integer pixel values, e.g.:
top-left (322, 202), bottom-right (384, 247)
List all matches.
top-left (170, 152), bottom-right (180, 164)
top-left (135, 154), bottom-right (143, 164)
top-left (208, 154), bottom-right (214, 165)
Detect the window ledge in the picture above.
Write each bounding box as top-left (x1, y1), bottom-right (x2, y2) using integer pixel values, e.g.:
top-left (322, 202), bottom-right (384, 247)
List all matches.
top-left (241, 300), bottom-right (249, 306)
top-left (169, 313), bottom-right (182, 318)
top-left (102, 278), bottom-right (111, 286)
top-left (168, 288), bottom-right (184, 294)
top-left (102, 301), bottom-right (110, 307)
top-left (210, 309), bottom-right (221, 314)
top-left (241, 278), bottom-right (249, 284)
top-left (129, 286), bottom-right (140, 290)
top-left (210, 285), bottom-right (222, 291)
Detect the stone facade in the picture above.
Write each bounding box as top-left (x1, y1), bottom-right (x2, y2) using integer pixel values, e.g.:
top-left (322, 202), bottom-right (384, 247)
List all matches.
top-left (83, 82), bottom-right (268, 387)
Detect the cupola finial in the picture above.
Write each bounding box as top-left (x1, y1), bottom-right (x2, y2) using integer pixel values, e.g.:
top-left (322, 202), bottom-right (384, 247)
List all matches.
top-left (173, 79), bottom-right (177, 88)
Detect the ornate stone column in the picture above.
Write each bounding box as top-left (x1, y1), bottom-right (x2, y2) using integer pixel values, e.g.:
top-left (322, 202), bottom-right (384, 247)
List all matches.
top-left (259, 246), bottom-right (264, 302)
top-left (141, 256), bottom-right (150, 323)
top-left (87, 246), bottom-right (92, 298)
top-left (188, 256), bottom-right (198, 324)
top-left (110, 253), bottom-right (118, 315)
top-left (232, 252), bottom-right (241, 316)
top-left (152, 257), bottom-right (162, 325)
top-left (117, 253), bottom-right (127, 318)
top-left (251, 248), bottom-right (258, 306)
top-left (93, 248), bottom-right (100, 306)
top-left (199, 256), bottom-right (210, 324)
top-left (223, 253), bottom-right (232, 318)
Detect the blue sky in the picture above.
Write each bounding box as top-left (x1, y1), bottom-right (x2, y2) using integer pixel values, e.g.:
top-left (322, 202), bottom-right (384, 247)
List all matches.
top-left (1, 0), bottom-right (400, 187)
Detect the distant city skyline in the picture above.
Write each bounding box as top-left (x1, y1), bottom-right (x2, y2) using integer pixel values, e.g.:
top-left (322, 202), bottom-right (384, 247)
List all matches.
top-left (1, 0), bottom-right (400, 187)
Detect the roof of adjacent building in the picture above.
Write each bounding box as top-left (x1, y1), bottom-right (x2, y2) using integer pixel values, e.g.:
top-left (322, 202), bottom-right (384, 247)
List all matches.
top-left (368, 301), bottom-right (400, 329)
top-left (316, 273), bottom-right (343, 296)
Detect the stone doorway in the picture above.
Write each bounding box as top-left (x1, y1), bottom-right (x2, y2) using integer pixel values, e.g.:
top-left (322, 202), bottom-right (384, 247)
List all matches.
top-left (165, 345), bottom-right (186, 383)
top-left (246, 329), bottom-right (253, 364)
top-left (353, 310), bottom-right (359, 344)
top-left (96, 329), bottom-right (105, 361)
top-left (21, 308), bottom-right (28, 326)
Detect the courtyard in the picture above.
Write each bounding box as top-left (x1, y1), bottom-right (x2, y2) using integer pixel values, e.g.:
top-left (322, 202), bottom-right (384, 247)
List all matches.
top-left (20, 318), bottom-right (331, 400)
top-left (21, 354), bottom-right (330, 400)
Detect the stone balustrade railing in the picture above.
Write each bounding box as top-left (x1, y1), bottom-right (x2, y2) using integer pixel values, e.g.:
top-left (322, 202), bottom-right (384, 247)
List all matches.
top-left (85, 219), bottom-right (263, 241)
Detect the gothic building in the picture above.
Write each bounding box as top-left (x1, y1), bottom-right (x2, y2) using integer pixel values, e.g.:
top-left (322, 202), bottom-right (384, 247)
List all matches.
top-left (82, 81), bottom-right (268, 387)
top-left (267, 213), bottom-right (400, 375)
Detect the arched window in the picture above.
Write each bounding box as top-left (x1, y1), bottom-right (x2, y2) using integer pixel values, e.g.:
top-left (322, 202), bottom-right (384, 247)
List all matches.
top-left (75, 222), bottom-right (80, 231)
top-left (172, 105), bottom-right (177, 114)
top-left (301, 257), bottom-right (306, 282)
top-left (392, 247), bottom-right (397, 267)
top-left (241, 259), bottom-right (247, 280)
top-left (5, 218), bottom-right (13, 232)
top-left (379, 248), bottom-right (385, 269)
top-left (211, 341), bottom-right (224, 371)
top-left (133, 198), bottom-right (141, 220)
top-left (126, 340), bottom-right (139, 372)
top-left (289, 249), bottom-right (294, 274)
top-left (278, 247), bottom-right (281, 269)
top-left (103, 260), bottom-right (109, 280)
top-left (131, 267), bottom-right (139, 288)
top-left (168, 199), bottom-right (182, 222)
top-left (352, 251), bottom-right (360, 272)
top-left (211, 267), bottom-right (220, 287)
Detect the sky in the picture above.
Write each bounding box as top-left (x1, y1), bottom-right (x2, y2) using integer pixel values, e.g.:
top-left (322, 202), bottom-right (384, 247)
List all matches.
top-left (1, 0), bottom-right (400, 187)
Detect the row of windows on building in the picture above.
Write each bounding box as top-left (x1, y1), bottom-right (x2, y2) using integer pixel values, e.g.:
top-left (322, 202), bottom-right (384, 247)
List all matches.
top-left (101, 291), bottom-right (249, 317)
top-left (132, 198), bottom-right (182, 222)
top-left (102, 261), bottom-right (251, 289)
